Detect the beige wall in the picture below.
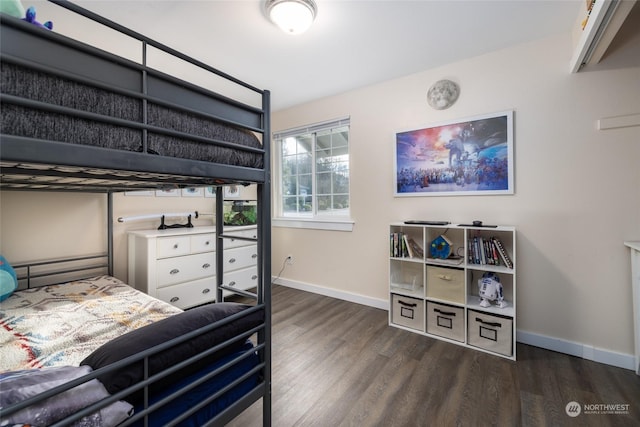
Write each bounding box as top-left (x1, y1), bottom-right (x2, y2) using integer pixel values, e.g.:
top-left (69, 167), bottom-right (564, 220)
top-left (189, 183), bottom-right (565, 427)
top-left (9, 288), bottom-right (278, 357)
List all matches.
top-left (0, 191), bottom-right (216, 280)
top-left (0, 185), bottom-right (258, 280)
top-left (271, 32), bottom-right (640, 359)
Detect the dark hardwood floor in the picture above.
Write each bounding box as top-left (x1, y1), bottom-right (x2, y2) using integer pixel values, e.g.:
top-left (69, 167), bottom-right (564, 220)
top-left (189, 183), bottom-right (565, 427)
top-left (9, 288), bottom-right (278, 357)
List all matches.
top-left (228, 285), bottom-right (640, 426)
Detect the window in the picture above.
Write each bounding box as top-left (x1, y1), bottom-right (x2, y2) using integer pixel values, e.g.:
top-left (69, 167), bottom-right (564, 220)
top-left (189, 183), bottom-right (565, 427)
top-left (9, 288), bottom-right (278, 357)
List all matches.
top-left (274, 118), bottom-right (351, 228)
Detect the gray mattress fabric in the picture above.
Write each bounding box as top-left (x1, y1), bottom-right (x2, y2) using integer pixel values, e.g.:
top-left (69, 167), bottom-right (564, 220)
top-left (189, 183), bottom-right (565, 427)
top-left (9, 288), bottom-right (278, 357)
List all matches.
top-left (0, 62), bottom-right (263, 168)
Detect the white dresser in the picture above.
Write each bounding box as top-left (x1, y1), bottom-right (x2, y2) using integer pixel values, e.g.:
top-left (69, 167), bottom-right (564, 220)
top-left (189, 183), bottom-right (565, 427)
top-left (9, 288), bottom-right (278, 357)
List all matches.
top-left (221, 225), bottom-right (259, 297)
top-left (128, 227), bottom-right (217, 309)
top-left (128, 225), bottom-right (258, 308)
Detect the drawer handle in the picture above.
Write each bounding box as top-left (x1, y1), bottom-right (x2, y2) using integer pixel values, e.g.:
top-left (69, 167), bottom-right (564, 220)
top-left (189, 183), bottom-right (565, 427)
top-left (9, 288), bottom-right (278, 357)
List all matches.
top-left (437, 274), bottom-right (452, 281)
top-left (202, 263), bottom-right (211, 269)
top-left (170, 297), bottom-right (179, 303)
top-left (252, 253), bottom-right (258, 259)
top-left (476, 317), bottom-right (502, 328)
top-left (173, 244), bottom-right (179, 249)
top-left (170, 268), bottom-right (180, 275)
top-left (435, 308), bottom-right (456, 317)
top-left (229, 281), bottom-right (236, 286)
top-left (205, 240), bottom-right (210, 245)
top-left (251, 275), bottom-right (258, 280)
top-left (398, 300), bottom-right (417, 308)
top-left (229, 258), bottom-right (236, 263)
top-left (202, 288), bottom-right (210, 294)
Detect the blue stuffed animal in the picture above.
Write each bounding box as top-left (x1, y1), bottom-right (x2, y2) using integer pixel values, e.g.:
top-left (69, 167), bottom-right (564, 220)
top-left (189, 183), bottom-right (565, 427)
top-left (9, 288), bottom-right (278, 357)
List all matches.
top-left (22, 6), bottom-right (53, 30)
top-left (0, 255), bottom-right (17, 302)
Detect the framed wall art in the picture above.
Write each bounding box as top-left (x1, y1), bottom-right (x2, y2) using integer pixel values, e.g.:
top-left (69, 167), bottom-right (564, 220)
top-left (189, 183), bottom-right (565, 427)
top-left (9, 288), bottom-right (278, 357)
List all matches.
top-left (181, 187), bottom-right (204, 197)
top-left (224, 184), bottom-right (243, 199)
top-left (204, 186), bottom-right (217, 198)
top-left (394, 110), bottom-right (514, 197)
top-left (155, 189), bottom-right (180, 197)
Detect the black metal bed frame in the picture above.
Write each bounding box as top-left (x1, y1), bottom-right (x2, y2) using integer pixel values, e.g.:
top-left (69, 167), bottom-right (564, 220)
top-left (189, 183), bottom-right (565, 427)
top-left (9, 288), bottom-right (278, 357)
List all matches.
top-left (0, 0), bottom-right (272, 425)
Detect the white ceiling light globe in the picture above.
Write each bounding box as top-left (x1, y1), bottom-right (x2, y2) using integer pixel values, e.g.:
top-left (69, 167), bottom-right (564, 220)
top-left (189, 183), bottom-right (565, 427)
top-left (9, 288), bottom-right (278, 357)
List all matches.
top-left (267, 0), bottom-right (317, 35)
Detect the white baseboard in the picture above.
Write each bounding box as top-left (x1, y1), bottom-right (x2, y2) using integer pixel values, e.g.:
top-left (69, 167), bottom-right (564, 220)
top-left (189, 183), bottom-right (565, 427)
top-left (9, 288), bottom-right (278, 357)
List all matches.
top-left (274, 277), bottom-right (636, 372)
top-left (273, 277), bottom-right (388, 310)
top-left (516, 330), bottom-right (636, 371)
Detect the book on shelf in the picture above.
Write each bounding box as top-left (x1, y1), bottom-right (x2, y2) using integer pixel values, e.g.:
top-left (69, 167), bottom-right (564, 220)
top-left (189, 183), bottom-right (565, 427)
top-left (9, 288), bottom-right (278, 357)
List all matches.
top-left (468, 236), bottom-right (513, 268)
top-left (492, 236), bottom-right (513, 269)
top-left (407, 237), bottom-right (424, 258)
top-left (390, 232), bottom-right (424, 259)
top-left (403, 234), bottom-right (414, 258)
top-left (390, 232), bottom-right (405, 257)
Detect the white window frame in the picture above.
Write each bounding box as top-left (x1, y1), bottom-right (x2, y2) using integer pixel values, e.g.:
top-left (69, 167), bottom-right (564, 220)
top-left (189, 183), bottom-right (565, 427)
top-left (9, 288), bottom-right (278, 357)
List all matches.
top-left (273, 117), bottom-right (354, 232)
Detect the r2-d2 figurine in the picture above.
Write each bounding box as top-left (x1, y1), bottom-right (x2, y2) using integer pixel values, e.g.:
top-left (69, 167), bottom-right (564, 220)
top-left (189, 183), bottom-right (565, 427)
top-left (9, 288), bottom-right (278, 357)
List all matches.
top-left (478, 272), bottom-right (507, 308)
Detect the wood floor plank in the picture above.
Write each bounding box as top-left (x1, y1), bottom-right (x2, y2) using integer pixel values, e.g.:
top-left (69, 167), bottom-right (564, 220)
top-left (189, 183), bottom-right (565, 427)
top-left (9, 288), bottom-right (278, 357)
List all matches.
top-left (227, 286), bottom-right (640, 426)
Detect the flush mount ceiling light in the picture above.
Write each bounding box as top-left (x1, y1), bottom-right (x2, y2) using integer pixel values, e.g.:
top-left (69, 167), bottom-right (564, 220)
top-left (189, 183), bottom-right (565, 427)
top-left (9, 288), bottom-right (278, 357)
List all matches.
top-left (266, 0), bottom-right (317, 35)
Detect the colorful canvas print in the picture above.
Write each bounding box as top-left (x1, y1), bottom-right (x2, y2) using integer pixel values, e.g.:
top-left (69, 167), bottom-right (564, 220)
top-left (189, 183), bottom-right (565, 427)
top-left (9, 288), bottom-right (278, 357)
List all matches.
top-left (395, 111), bottom-right (514, 196)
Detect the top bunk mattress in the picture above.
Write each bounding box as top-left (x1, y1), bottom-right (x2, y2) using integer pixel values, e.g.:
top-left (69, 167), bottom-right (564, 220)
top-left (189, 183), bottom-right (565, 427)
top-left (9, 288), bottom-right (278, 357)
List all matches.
top-left (0, 61), bottom-right (264, 169)
top-left (0, 275), bottom-right (182, 372)
top-left (0, 9), bottom-right (269, 188)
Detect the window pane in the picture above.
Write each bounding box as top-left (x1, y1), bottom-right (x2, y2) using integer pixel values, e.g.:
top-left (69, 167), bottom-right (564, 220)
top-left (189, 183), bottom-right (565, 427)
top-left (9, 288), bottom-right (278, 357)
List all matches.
top-left (316, 133), bottom-right (332, 153)
top-left (316, 156), bottom-right (332, 173)
top-left (298, 152), bottom-right (312, 174)
top-left (297, 134), bottom-right (312, 153)
top-left (333, 171), bottom-right (349, 193)
top-left (332, 145), bottom-right (348, 158)
top-left (282, 137), bottom-right (297, 156)
top-left (282, 196), bottom-right (299, 213)
top-left (277, 120), bottom-right (350, 219)
top-left (331, 126), bottom-right (349, 148)
top-left (334, 194), bottom-right (349, 209)
top-left (282, 155), bottom-right (297, 176)
top-left (316, 171), bottom-right (331, 194)
top-left (299, 174), bottom-right (312, 196)
top-left (282, 175), bottom-right (297, 196)
top-left (316, 195), bottom-right (331, 212)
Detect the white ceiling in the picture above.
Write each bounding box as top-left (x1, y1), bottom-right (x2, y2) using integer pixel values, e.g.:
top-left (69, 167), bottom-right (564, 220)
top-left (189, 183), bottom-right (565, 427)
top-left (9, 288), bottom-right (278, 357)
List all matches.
top-left (34, 1), bottom-right (581, 111)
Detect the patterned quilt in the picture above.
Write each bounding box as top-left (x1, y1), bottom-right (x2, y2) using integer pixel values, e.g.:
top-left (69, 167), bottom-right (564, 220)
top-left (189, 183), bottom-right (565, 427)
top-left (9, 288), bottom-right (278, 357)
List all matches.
top-left (0, 276), bottom-right (182, 372)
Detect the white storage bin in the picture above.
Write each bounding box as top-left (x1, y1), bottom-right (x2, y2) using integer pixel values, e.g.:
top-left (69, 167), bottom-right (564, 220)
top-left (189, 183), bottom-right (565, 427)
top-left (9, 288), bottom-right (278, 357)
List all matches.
top-left (391, 294), bottom-right (424, 331)
top-left (467, 310), bottom-right (513, 356)
top-left (426, 301), bottom-right (464, 342)
top-left (426, 266), bottom-right (465, 304)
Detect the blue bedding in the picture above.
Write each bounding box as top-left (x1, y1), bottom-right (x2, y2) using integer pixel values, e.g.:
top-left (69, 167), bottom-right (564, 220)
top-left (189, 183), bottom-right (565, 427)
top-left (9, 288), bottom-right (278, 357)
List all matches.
top-left (132, 340), bottom-right (259, 427)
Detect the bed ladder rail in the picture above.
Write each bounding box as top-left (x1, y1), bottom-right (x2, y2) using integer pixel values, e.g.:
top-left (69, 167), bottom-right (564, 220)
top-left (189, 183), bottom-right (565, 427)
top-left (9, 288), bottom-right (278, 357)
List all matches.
top-left (12, 254), bottom-right (109, 289)
top-left (218, 285), bottom-right (258, 300)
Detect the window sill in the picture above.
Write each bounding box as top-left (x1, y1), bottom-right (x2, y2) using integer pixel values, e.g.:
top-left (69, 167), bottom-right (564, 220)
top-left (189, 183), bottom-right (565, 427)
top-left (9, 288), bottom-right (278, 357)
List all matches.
top-left (272, 218), bottom-right (354, 232)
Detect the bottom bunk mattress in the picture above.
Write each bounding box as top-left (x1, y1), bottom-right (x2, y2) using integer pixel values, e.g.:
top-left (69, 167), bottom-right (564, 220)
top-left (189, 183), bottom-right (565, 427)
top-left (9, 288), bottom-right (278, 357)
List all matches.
top-left (0, 275), bottom-right (266, 426)
top-left (0, 275), bottom-right (182, 372)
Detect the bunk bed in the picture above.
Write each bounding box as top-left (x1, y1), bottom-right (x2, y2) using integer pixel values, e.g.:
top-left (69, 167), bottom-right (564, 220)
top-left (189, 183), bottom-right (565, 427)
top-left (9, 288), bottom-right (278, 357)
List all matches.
top-left (0, 0), bottom-right (271, 425)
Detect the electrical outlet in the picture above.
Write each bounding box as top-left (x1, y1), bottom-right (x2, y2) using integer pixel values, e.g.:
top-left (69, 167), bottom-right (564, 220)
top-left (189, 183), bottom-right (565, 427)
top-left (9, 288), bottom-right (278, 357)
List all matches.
top-left (286, 254), bottom-right (294, 265)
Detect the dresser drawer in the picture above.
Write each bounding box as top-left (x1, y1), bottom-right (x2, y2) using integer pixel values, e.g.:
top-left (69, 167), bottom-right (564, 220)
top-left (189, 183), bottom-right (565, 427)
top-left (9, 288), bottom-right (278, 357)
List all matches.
top-left (157, 236), bottom-right (191, 258)
top-left (224, 228), bottom-right (257, 249)
top-left (224, 245), bottom-right (258, 271)
top-left (157, 252), bottom-right (215, 287)
top-left (426, 266), bottom-right (465, 304)
top-left (190, 233), bottom-right (215, 253)
top-left (223, 266), bottom-right (258, 291)
top-left (156, 276), bottom-right (216, 309)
